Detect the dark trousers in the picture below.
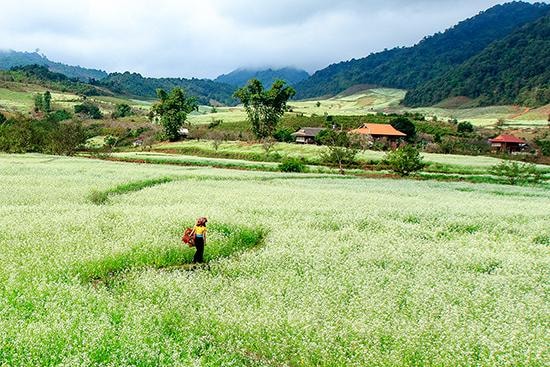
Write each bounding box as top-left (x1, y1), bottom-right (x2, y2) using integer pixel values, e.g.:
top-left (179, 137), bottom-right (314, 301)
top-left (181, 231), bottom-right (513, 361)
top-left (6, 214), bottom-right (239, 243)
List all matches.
top-left (193, 236), bottom-right (204, 263)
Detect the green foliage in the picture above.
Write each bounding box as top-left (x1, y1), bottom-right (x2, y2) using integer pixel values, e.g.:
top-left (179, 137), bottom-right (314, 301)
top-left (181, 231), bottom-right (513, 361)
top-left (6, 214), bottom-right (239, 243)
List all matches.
top-left (318, 130), bottom-right (359, 174)
top-left (234, 79), bottom-right (296, 139)
top-left (99, 71), bottom-right (236, 105)
top-left (34, 91), bottom-right (52, 113)
top-left (490, 160), bottom-right (541, 185)
top-left (384, 145), bottom-right (425, 176)
top-left (273, 128), bottom-right (295, 143)
top-left (74, 101), bottom-right (103, 119)
top-left (33, 93), bottom-right (43, 112)
top-left (0, 115), bottom-right (84, 155)
top-left (152, 88), bottom-right (198, 141)
top-left (535, 139), bottom-right (550, 156)
top-left (45, 109), bottom-right (72, 123)
top-left (8, 64), bottom-right (106, 96)
top-left (0, 112), bottom-right (6, 125)
top-left (43, 91), bottom-right (52, 112)
top-left (405, 14), bottom-right (550, 107)
top-left (215, 67), bottom-right (309, 87)
top-left (47, 121), bottom-right (86, 156)
top-left (457, 121), bottom-right (474, 134)
top-left (0, 50), bottom-right (108, 81)
top-left (112, 103), bottom-right (132, 119)
top-left (279, 157), bottom-right (306, 172)
top-left (390, 116), bottom-right (416, 141)
top-left (295, 2), bottom-right (549, 99)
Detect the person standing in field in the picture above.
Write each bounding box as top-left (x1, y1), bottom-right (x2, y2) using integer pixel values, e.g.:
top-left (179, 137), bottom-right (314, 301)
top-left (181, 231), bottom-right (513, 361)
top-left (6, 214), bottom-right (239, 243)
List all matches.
top-left (191, 217), bottom-right (207, 263)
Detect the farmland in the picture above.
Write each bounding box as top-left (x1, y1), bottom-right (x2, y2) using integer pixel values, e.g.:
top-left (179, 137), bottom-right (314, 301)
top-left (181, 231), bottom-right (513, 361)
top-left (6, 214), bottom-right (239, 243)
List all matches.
top-left (188, 88), bottom-right (550, 128)
top-left (0, 153), bottom-right (548, 366)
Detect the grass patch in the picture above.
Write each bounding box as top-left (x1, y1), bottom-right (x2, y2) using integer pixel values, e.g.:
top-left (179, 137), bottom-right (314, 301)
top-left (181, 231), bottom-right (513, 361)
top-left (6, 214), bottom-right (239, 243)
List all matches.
top-left (87, 177), bottom-right (173, 204)
top-left (74, 223), bottom-right (266, 285)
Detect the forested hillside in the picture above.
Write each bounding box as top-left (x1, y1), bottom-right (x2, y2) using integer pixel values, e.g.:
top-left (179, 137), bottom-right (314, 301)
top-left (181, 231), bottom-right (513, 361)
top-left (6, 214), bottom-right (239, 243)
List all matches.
top-left (97, 72), bottom-right (237, 105)
top-left (294, 2), bottom-right (550, 99)
top-left (1, 65), bottom-right (109, 96)
top-left (215, 67), bottom-right (309, 87)
top-left (0, 50), bottom-right (108, 81)
top-left (404, 15), bottom-right (550, 107)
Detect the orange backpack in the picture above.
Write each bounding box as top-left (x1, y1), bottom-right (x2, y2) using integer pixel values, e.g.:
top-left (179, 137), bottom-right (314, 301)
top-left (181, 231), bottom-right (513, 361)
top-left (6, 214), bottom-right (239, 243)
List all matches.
top-left (182, 228), bottom-right (195, 247)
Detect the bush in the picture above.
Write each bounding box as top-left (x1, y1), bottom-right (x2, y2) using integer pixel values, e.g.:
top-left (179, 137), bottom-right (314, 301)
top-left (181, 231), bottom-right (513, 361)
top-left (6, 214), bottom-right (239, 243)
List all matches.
top-left (390, 116), bottom-right (416, 142)
top-left (47, 121), bottom-right (87, 156)
top-left (490, 160), bottom-right (541, 185)
top-left (535, 139), bottom-right (550, 156)
top-left (273, 128), bottom-right (295, 143)
top-left (74, 102), bottom-right (102, 119)
top-left (457, 121), bottom-right (474, 134)
top-left (45, 109), bottom-right (72, 123)
top-left (112, 103), bottom-right (132, 119)
top-left (384, 145), bottom-right (425, 176)
top-left (279, 158), bottom-right (306, 173)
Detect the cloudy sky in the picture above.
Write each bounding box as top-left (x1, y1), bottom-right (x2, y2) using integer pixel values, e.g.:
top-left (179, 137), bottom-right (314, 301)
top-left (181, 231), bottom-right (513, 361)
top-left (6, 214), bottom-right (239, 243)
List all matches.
top-left (0, 1), bottom-right (538, 79)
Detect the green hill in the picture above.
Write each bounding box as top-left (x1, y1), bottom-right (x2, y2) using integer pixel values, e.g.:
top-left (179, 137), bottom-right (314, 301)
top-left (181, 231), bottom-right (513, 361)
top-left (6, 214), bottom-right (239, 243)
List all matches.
top-left (0, 50), bottom-right (108, 81)
top-left (404, 15), bottom-right (550, 107)
top-left (215, 67), bottom-right (309, 87)
top-left (97, 72), bottom-right (237, 106)
top-left (294, 2), bottom-right (550, 99)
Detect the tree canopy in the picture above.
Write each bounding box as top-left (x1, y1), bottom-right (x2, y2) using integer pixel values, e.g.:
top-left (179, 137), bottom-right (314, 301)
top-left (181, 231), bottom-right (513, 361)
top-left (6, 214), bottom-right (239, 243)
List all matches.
top-left (152, 88), bottom-right (198, 141)
top-left (234, 79), bottom-right (295, 140)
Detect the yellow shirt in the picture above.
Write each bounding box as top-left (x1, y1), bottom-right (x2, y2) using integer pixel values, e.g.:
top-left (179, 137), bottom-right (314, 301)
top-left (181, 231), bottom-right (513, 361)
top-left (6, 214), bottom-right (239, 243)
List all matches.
top-left (194, 225), bottom-right (206, 236)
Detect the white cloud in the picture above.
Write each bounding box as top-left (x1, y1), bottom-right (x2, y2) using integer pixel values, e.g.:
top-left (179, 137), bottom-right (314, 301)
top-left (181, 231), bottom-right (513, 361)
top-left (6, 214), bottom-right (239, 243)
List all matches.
top-left (0, 0), bottom-right (526, 78)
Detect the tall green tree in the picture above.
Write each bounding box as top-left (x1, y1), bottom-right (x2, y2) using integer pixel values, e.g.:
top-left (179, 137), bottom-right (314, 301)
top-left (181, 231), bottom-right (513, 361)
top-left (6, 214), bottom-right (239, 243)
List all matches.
top-left (43, 91), bottom-right (52, 113)
top-left (152, 88), bottom-right (198, 141)
top-left (234, 79), bottom-right (295, 139)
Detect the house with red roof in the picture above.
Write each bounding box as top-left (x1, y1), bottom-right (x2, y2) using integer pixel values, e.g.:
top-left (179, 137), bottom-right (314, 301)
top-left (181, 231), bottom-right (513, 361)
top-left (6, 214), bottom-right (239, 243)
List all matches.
top-left (349, 123), bottom-right (407, 141)
top-left (489, 134), bottom-right (527, 153)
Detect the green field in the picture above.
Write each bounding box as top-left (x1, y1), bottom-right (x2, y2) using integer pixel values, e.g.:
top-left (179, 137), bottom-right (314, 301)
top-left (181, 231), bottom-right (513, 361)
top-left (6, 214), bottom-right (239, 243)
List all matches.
top-left (1, 153), bottom-right (548, 366)
top-left (151, 140), bottom-right (550, 176)
top-left (188, 88), bottom-right (550, 128)
top-left (0, 82), bottom-right (152, 116)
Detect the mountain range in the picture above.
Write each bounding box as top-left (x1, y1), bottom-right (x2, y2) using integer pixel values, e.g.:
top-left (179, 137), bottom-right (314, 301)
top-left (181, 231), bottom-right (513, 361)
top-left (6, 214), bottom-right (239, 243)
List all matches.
top-left (1, 1), bottom-right (549, 107)
top-left (294, 1), bottom-right (550, 107)
top-left (0, 50), bottom-right (108, 81)
top-left (215, 67), bottom-right (309, 87)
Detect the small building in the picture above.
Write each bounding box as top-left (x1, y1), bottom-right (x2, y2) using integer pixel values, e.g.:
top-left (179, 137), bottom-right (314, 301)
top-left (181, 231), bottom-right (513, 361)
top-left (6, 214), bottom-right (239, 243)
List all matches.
top-left (349, 123), bottom-right (406, 141)
top-left (489, 134), bottom-right (527, 153)
top-left (292, 127), bottom-right (325, 144)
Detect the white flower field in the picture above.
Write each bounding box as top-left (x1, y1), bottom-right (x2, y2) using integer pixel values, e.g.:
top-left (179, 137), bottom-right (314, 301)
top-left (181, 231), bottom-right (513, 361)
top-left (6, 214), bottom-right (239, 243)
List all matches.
top-left (0, 153), bottom-right (548, 366)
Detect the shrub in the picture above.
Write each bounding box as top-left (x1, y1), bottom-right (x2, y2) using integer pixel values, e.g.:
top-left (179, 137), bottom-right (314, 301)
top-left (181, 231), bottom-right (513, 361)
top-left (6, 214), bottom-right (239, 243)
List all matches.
top-left (45, 110), bottom-right (72, 123)
top-left (279, 158), bottom-right (306, 173)
top-left (273, 128), bottom-right (294, 143)
top-left (457, 121), bottom-right (474, 134)
top-left (535, 139), bottom-right (550, 156)
top-left (112, 103), bottom-right (132, 119)
top-left (74, 102), bottom-right (102, 119)
top-left (490, 160), bottom-right (541, 185)
top-left (384, 145), bottom-right (425, 176)
top-left (47, 121), bottom-right (87, 156)
top-left (390, 116), bottom-right (416, 141)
